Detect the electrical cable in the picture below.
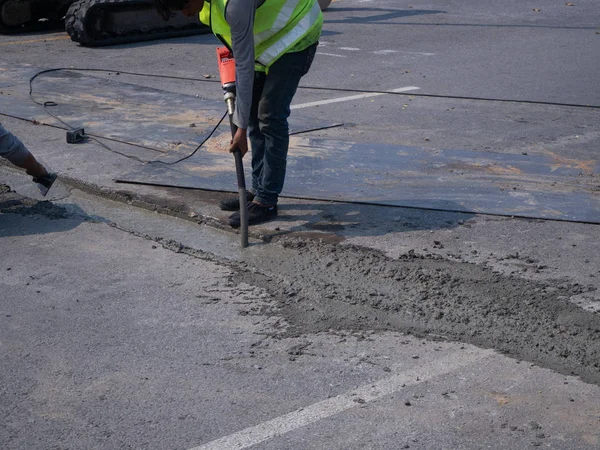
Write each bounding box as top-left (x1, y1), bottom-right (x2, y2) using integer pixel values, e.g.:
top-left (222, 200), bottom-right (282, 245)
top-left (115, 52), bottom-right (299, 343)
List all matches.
top-left (25, 66), bottom-right (600, 166)
top-left (29, 66), bottom-right (600, 110)
top-left (28, 67), bottom-right (228, 166)
top-left (154, 110), bottom-right (226, 165)
top-left (21, 67), bottom-right (600, 225)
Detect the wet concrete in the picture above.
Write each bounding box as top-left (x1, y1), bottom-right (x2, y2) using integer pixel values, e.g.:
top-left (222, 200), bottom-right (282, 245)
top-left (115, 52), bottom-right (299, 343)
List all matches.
top-left (2, 177), bottom-right (600, 449)
top-left (0, 184), bottom-right (70, 219)
top-left (4, 177), bottom-right (598, 386)
top-left (232, 238), bottom-right (600, 385)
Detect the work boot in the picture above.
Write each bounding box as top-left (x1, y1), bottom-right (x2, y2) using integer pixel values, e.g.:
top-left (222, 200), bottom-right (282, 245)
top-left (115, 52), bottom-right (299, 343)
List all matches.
top-left (33, 172), bottom-right (57, 197)
top-left (219, 191), bottom-right (255, 211)
top-left (228, 202), bottom-right (278, 228)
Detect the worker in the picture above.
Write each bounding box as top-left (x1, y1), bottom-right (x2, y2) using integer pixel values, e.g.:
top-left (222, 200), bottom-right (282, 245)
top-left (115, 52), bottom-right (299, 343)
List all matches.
top-left (0, 124), bottom-right (57, 196)
top-left (154, 0), bottom-right (323, 227)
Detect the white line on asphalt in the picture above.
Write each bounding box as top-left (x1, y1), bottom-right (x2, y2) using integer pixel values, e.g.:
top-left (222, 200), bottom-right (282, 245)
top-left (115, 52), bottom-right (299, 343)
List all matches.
top-left (404, 51), bottom-right (436, 56)
top-left (339, 47), bottom-right (360, 51)
top-left (291, 86), bottom-right (420, 110)
top-left (316, 52), bottom-right (348, 58)
top-left (372, 50), bottom-right (435, 56)
top-left (189, 349), bottom-right (493, 450)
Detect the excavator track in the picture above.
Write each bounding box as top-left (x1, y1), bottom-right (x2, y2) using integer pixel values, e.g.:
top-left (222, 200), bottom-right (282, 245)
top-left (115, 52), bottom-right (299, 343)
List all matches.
top-left (65, 0), bottom-right (209, 47)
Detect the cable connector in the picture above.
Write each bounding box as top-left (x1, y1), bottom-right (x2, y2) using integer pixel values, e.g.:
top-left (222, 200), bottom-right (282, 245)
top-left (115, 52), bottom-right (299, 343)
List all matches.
top-left (66, 127), bottom-right (85, 144)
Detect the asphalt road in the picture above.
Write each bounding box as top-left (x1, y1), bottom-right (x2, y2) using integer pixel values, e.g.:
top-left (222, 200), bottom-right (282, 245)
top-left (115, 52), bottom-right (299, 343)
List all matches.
top-left (1, 0), bottom-right (600, 448)
top-left (1, 175), bottom-right (599, 450)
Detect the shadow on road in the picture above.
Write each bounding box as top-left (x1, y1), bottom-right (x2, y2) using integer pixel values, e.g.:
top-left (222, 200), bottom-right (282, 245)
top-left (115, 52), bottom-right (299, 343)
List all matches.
top-left (246, 199), bottom-right (476, 241)
top-left (0, 186), bottom-right (87, 237)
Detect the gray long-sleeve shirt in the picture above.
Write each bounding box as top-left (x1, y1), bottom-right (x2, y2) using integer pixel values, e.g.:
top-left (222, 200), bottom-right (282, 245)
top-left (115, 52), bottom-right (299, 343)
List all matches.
top-left (226, 0), bottom-right (264, 130)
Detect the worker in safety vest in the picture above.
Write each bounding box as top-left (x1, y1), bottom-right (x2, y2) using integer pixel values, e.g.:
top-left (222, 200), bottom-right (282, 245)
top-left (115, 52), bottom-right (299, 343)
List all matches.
top-left (154, 0), bottom-right (323, 227)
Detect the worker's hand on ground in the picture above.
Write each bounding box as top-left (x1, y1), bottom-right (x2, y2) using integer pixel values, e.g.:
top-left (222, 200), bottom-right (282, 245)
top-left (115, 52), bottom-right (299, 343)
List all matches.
top-left (229, 128), bottom-right (248, 157)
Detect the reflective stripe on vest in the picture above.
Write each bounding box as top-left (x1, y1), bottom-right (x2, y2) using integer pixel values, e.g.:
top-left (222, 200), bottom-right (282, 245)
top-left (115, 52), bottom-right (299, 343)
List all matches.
top-left (256, 0), bottom-right (321, 65)
top-left (205, 0), bottom-right (321, 69)
top-left (253, 0), bottom-right (303, 46)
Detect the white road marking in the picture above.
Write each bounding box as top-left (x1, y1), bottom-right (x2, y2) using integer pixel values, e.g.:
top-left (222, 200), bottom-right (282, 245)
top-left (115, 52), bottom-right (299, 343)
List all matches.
top-left (189, 349), bottom-right (493, 450)
top-left (339, 47), bottom-right (360, 51)
top-left (291, 86), bottom-right (420, 110)
top-left (316, 52), bottom-right (348, 58)
top-left (373, 50), bottom-right (436, 56)
top-left (403, 51), bottom-right (436, 56)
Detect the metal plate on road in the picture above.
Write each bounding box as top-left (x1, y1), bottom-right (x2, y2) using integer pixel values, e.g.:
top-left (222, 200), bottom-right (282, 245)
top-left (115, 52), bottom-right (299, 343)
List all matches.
top-left (0, 68), bottom-right (341, 155)
top-left (117, 136), bottom-right (600, 224)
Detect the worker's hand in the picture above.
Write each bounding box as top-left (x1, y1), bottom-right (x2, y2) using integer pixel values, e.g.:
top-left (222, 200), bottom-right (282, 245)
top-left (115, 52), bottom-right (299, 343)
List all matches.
top-left (229, 127), bottom-right (248, 157)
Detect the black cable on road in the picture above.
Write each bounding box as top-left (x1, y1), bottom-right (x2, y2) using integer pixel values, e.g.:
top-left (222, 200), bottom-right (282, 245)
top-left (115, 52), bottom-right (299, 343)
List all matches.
top-left (30, 67), bottom-right (600, 110)
top-left (115, 178), bottom-right (600, 227)
top-left (27, 68), bottom-right (227, 165)
top-left (20, 66), bottom-right (600, 167)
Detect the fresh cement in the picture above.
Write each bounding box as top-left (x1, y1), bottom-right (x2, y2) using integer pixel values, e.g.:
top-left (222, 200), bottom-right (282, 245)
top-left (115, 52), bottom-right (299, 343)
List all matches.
top-left (2, 183), bottom-right (598, 386)
top-left (235, 237), bottom-right (600, 385)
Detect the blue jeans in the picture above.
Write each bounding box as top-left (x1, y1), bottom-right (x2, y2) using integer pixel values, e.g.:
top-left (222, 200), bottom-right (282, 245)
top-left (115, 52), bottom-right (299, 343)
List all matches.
top-left (248, 43), bottom-right (317, 206)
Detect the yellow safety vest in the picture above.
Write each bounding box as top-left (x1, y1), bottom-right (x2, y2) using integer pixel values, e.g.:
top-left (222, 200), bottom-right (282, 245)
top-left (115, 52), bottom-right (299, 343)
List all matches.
top-left (200, 0), bottom-right (322, 70)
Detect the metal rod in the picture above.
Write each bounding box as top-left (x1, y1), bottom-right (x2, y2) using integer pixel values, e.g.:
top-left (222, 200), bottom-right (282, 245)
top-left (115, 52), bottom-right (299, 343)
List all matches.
top-left (225, 96), bottom-right (248, 248)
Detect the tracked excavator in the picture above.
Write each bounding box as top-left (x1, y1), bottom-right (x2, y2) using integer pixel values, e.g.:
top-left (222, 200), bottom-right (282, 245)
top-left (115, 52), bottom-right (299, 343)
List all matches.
top-left (1, 0), bottom-right (331, 46)
top-left (0, 0), bottom-right (209, 45)
top-left (65, 0), bottom-right (210, 46)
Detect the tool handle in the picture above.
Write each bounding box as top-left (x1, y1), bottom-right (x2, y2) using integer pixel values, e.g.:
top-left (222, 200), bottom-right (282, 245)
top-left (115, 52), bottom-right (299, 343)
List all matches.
top-left (229, 123), bottom-right (247, 197)
top-left (217, 46), bottom-right (248, 248)
top-left (233, 149), bottom-right (248, 245)
top-left (229, 119), bottom-right (249, 248)
top-left (228, 120), bottom-right (248, 192)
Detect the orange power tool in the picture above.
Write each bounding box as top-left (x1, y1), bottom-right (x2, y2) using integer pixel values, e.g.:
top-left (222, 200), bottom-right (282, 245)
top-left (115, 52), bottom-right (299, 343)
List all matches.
top-left (217, 46), bottom-right (248, 247)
